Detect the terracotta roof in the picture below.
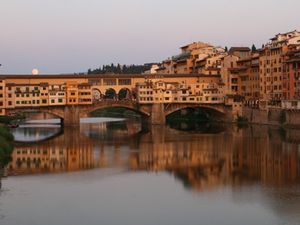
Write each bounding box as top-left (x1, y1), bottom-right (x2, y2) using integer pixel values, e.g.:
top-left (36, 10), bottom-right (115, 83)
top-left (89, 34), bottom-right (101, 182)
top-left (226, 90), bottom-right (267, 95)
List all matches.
top-left (229, 47), bottom-right (251, 53)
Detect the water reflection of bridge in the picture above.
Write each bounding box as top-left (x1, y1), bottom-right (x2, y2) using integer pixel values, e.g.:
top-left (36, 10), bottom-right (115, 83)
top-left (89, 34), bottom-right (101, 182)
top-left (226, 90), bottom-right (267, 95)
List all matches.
top-left (6, 125), bottom-right (300, 190)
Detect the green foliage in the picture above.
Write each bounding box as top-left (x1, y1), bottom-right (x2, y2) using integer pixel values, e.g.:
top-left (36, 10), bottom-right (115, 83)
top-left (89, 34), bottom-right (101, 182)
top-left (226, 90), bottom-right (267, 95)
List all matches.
top-left (251, 44), bottom-right (257, 51)
top-left (0, 113), bottom-right (25, 125)
top-left (87, 63), bottom-right (154, 74)
top-left (225, 46), bottom-right (228, 52)
top-left (0, 116), bottom-right (14, 124)
top-left (0, 126), bottom-right (14, 167)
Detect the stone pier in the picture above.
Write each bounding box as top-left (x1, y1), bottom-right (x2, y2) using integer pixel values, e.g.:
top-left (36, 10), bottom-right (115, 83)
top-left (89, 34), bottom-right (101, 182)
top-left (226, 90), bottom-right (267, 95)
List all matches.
top-left (150, 103), bottom-right (166, 125)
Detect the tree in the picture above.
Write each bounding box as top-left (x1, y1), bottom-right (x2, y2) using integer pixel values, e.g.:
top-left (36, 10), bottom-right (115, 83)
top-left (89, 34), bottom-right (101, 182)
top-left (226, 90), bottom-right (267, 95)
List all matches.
top-left (251, 44), bottom-right (257, 52)
top-left (0, 126), bottom-right (14, 167)
top-left (225, 46), bottom-right (228, 52)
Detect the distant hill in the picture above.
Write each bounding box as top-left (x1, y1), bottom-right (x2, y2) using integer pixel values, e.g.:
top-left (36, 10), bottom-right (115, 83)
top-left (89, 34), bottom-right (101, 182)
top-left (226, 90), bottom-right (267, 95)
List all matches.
top-left (87, 63), bottom-right (156, 74)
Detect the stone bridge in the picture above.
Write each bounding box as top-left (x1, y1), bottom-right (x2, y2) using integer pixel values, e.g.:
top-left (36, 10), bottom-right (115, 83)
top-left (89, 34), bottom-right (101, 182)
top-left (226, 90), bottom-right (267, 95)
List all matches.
top-left (7, 100), bottom-right (232, 126)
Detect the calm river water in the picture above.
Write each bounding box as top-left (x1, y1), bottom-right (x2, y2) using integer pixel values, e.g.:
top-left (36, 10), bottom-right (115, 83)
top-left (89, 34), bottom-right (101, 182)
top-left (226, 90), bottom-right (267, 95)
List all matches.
top-left (0, 117), bottom-right (300, 225)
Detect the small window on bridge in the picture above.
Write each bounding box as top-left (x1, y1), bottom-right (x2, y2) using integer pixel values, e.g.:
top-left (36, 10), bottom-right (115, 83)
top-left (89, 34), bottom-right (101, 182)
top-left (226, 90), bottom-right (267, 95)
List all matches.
top-left (119, 79), bottom-right (131, 85)
top-left (103, 79), bottom-right (117, 86)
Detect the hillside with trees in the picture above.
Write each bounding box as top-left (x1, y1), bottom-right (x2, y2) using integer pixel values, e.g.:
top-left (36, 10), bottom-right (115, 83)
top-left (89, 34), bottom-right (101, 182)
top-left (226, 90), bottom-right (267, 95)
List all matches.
top-left (87, 63), bottom-right (155, 74)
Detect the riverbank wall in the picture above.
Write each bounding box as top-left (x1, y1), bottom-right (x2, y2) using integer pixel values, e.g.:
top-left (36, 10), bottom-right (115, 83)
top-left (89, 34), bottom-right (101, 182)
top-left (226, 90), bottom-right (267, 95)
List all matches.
top-left (241, 107), bottom-right (300, 128)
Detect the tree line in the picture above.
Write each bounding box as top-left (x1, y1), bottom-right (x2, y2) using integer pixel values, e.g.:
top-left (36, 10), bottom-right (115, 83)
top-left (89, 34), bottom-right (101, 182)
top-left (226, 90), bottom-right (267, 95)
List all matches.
top-left (87, 63), bottom-right (154, 74)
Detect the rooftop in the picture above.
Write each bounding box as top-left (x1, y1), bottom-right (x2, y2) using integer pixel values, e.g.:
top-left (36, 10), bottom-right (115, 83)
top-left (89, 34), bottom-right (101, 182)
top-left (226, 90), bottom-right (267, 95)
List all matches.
top-left (229, 47), bottom-right (251, 54)
top-left (0, 73), bottom-right (221, 80)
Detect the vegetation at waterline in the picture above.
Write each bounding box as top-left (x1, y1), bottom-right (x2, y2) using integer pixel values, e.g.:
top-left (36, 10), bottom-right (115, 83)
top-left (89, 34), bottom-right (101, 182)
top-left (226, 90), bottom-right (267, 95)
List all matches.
top-left (91, 107), bottom-right (142, 119)
top-left (0, 113), bottom-right (25, 125)
top-left (0, 126), bottom-right (14, 167)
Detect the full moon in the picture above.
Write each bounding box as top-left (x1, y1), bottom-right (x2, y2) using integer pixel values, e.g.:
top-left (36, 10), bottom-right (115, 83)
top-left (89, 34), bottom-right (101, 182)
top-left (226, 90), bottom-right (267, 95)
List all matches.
top-left (32, 69), bottom-right (39, 75)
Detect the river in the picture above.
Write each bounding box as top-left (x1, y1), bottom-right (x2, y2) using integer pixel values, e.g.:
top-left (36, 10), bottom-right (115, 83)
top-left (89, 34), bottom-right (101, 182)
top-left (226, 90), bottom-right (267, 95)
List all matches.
top-left (0, 117), bottom-right (300, 225)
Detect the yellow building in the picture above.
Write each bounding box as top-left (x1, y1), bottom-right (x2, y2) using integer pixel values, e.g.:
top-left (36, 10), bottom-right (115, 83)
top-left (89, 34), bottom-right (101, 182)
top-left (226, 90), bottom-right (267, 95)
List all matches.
top-left (157, 42), bottom-right (225, 75)
top-left (78, 83), bottom-right (92, 105)
top-left (66, 81), bottom-right (79, 105)
top-left (0, 79), bottom-right (6, 115)
top-left (49, 84), bottom-right (66, 106)
top-left (137, 76), bottom-right (224, 104)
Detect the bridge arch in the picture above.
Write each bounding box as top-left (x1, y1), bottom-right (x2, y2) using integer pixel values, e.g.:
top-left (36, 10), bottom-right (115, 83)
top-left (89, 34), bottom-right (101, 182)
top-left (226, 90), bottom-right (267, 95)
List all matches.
top-left (80, 103), bottom-right (151, 119)
top-left (165, 104), bottom-right (227, 122)
top-left (8, 108), bottom-right (65, 124)
top-left (118, 88), bottom-right (132, 100)
top-left (92, 88), bottom-right (102, 102)
top-left (104, 88), bottom-right (117, 100)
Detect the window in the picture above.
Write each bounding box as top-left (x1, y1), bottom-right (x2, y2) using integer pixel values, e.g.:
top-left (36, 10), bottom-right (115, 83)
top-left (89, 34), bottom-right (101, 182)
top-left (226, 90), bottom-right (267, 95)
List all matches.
top-left (118, 79), bottom-right (131, 85)
top-left (103, 79), bottom-right (117, 86)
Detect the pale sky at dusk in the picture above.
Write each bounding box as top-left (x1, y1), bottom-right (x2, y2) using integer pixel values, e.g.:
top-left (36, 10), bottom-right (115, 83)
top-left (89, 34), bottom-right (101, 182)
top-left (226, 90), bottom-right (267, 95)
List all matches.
top-left (0, 0), bottom-right (299, 74)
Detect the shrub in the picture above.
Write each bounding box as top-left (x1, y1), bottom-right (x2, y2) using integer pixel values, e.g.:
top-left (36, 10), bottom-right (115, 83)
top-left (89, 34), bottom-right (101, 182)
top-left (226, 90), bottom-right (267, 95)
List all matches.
top-left (0, 126), bottom-right (14, 167)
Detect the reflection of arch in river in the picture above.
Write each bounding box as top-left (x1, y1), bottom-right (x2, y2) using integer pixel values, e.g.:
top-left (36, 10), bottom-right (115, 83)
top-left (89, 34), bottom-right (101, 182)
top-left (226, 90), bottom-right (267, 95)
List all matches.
top-left (13, 126), bottom-right (64, 143)
top-left (8, 124), bottom-right (300, 192)
top-left (80, 119), bottom-right (145, 141)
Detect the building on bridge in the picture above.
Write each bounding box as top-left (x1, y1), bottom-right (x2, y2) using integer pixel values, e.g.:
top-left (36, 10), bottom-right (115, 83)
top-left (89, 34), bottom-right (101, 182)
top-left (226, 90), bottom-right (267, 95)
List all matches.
top-left (136, 79), bottom-right (224, 104)
top-left (0, 74), bottom-right (230, 124)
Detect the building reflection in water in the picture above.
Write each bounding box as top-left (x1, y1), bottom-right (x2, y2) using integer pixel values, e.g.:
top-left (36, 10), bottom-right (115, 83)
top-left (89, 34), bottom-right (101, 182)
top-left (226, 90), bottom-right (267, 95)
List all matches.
top-left (6, 121), bottom-right (300, 191)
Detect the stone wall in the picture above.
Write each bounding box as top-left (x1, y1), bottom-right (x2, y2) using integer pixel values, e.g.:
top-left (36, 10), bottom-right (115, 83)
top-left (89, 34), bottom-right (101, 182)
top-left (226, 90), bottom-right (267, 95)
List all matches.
top-left (241, 107), bottom-right (300, 127)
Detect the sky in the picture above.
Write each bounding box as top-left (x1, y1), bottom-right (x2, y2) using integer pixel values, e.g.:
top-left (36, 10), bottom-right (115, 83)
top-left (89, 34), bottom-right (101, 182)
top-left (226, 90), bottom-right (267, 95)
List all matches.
top-left (0, 0), bottom-right (299, 74)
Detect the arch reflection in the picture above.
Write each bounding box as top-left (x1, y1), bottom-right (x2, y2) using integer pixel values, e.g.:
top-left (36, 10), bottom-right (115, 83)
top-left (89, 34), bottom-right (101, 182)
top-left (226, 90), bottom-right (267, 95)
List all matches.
top-left (5, 124), bottom-right (300, 190)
